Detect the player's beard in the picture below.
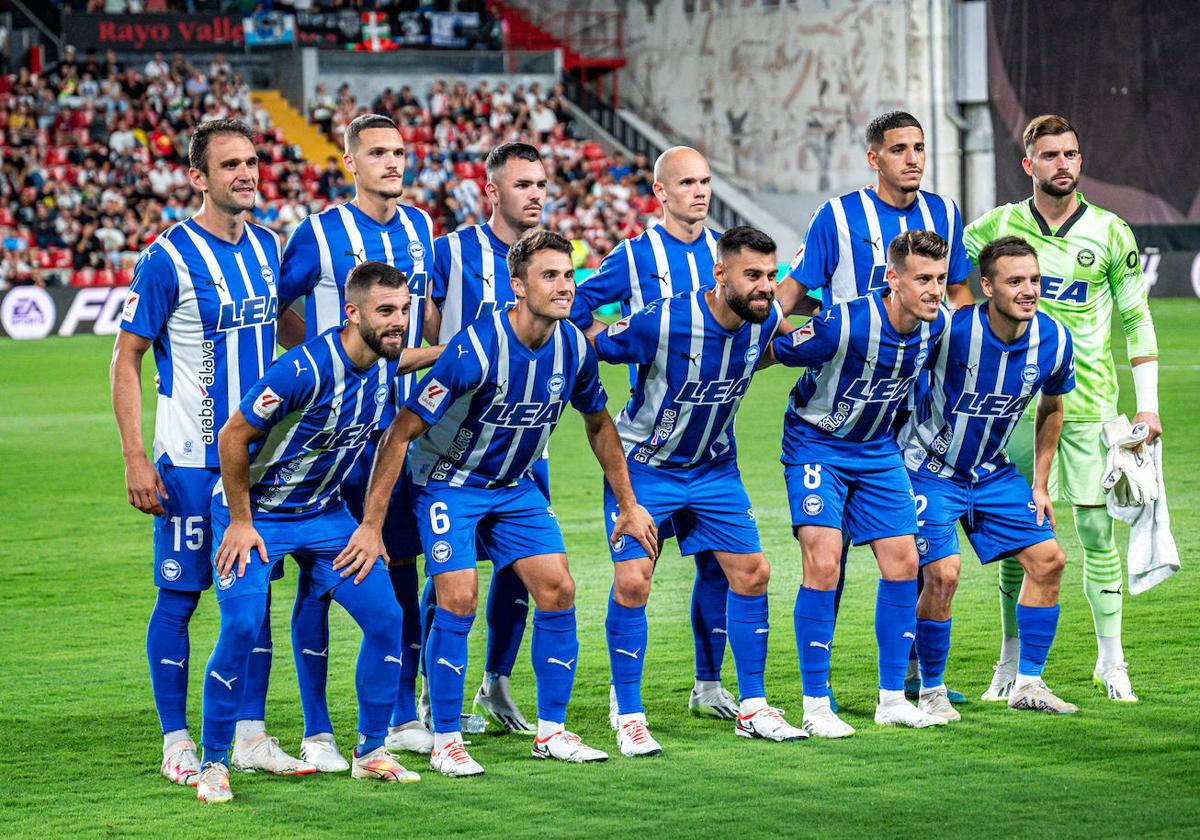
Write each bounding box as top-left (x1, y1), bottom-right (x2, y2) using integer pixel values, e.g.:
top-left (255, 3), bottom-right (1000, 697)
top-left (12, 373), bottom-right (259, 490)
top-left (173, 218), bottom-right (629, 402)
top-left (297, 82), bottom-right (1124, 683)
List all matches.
top-left (1038, 173), bottom-right (1078, 198)
top-left (359, 320), bottom-right (406, 360)
top-left (727, 288), bottom-right (773, 324)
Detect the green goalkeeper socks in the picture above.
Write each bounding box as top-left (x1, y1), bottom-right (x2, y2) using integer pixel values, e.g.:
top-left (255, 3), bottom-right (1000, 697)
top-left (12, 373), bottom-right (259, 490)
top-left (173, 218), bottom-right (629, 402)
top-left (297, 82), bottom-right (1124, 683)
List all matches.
top-left (1075, 505), bottom-right (1123, 639)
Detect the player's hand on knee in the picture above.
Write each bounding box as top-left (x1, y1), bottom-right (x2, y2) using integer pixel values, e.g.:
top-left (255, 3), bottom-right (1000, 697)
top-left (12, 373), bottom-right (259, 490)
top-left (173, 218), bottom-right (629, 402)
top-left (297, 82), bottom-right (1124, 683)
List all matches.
top-left (613, 504), bottom-right (658, 561)
top-left (333, 525), bottom-right (388, 584)
top-left (125, 454), bottom-right (167, 517)
top-left (1133, 410), bottom-right (1162, 444)
top-left (1032, 486), bottom-right (1056, 529)
top-left (214, 521), bottom-right (268, 579)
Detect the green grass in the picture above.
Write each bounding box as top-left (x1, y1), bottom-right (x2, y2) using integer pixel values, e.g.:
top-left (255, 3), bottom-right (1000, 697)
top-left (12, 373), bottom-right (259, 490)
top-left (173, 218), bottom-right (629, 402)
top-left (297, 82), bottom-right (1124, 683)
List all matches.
top-left (1, 301), bottom-right (1198, 839)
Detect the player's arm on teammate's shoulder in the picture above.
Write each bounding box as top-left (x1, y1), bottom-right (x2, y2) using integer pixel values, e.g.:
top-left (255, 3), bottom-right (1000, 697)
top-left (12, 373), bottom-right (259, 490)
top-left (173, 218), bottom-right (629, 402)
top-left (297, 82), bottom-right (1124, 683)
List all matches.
top-left (422, 294), bottom-right (443, 346)
top-left (944, 202), bottom-right (976, 310)
top-left (591, 306), bottom-right (656, 364)
top-left (945, 280), bottom-right (975, 310)
top-left (276, 307), bottom-right (307, 349)
top-left (214, 409), bottom-right (270, 580)
top-left (398, 343), bottom-right (446, 375)
top-left (334, 407), bottom-right (431, 584)
top-left (768, 305), bottom-right (838, 369)
top-left (424, 236), bottom-right (451, 344)
top-left (774, 275), bottom-right (821, 318)
top-left (275, 218), bottom-right (319, 350)
top-left (110, 330), bottom-right (167, 517)
top-left (580, 408), bottom-right (658, 560)
top-left (1109, 222), bottom-right (1161, 441)
top-left (568, 241), bottom-right (631, 331)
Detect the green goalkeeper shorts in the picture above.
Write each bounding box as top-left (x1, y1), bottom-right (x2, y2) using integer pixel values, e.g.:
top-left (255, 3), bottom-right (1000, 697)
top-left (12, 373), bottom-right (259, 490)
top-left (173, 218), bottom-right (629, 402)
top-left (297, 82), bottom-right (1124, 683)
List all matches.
top-left (1006, 412), bottom-right (1107, 507)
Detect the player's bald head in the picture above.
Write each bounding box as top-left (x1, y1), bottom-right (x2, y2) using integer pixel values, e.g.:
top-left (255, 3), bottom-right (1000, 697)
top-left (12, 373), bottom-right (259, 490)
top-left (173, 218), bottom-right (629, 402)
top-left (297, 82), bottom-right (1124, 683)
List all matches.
top-left (653, 146), bottom-right (708, 185)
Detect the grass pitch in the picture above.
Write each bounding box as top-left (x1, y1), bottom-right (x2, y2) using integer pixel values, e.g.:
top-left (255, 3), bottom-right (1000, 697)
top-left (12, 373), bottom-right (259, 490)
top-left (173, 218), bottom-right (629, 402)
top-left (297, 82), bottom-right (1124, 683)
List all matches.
top-left (1, 300), bottom-right (1198, 838)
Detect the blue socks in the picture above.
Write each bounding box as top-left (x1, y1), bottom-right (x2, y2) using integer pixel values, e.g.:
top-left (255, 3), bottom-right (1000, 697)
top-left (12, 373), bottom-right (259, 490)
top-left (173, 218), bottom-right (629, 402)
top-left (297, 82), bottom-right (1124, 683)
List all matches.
top-left (236, 588), bottom-right (273, 722)
top-left (146, 588), bottom-right (201, 734)
top-left (606, 592), bottom-right (648, 715)
top-left (915, 617), bottom-right (952, 689)
top-left (484, 566), bottom-right (530, 679)
top-left (690, 552), bottom-right (729, 682)
top-left (330, 573), bottom-right (405, 744)
top-left (387, 562), bottom-right (422, 727)
top-left (426, 607), bottom-right (474, 733)
top-left (831, 539), bottom-right (850, 618)
top-left (291, 572), bottom-right (333, 737)
top-left (1016, 603), bottom-right (1060, 677)
top-left (201, 592), bottom-right (269, 754)
top-left (726, 591), bottom-right (768, 700)
top-left (201, 747), bottom-right (229, 767)
top-left (531, 607), bottom-right (578, 725)
top-left (793, 586), bottom-right (835, 698)
top-left (418, 577), bottom-right (438, 676)
top-left (875, 578), bottom-right (918, 691)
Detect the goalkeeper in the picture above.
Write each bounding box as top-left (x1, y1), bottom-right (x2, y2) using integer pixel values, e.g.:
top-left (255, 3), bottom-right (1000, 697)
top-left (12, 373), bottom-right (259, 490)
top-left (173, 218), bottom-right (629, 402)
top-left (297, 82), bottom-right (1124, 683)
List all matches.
top-left (964, 114), bottom-right (1160, 703)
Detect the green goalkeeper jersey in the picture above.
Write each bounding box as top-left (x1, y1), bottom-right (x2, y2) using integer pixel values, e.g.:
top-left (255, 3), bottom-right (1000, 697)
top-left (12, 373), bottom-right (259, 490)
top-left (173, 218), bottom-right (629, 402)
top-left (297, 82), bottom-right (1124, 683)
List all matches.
top-left (964, 193), bottom-right (1158, 421)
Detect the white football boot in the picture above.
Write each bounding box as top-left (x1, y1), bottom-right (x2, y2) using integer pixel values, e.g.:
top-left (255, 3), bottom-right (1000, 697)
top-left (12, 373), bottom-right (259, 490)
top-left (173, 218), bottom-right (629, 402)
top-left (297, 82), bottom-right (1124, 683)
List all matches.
top-left (418, 678), bottom-right (432, 730)
top-left (615, 714), bottom-right (662, 757)
top-left (351, 746), bottom-right (420, 783)
top-left (688, 681), bottom-right (740, 720)
top-left (430, 738), bottom-right (485, 777)
top-left (299, 732), bottom-right (350, 772)
top-left (386, 720), bottom-right (434, 754)
top-left (608, 685), bottom-right (619, 730)
top-left (474, 674), bottom-right (534, 732)
top-left (918, 687), bottom-right (962, 722)
top-left (532, 729), bottom-right (609, 763)
top-left (161, 737), bottom-right (201, 787)
top-left (1094, 662), bottom-right (1138, 703)
top-left (981, 660), bottom-right (1017, 702)
top-left (231, 732), bottom-right (317, 775)
top-left (1009, 679), bottom-right (1078, 714)
top-left (875, 691), bottom-right (947, 728)
top-left (195, 762), bottom-right (233, 804)
top-left (734, 703), bottom-right (808, 742)
top-left (801, 696), bottom-right (856, 738)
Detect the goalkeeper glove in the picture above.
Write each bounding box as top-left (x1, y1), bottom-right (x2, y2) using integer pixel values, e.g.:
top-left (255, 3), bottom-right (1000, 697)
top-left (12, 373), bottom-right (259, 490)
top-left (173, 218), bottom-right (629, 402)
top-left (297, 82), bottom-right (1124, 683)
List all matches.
top-left (1100, 416), bottom-right (1159, 506)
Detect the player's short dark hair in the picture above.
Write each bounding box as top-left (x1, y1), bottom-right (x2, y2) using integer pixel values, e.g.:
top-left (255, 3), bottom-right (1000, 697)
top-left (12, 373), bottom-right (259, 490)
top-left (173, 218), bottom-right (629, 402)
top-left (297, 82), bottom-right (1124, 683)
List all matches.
top-left (717, 225), bottom-right (776, 261)
top-left (1022, 114), bottom-right (1078, 152)
top-left (507, 229), bottom-right (572, 281)
top-left (977, 236), bottom-right (1038, 281)
top-left (888, 229), bottom-right (948, 270)
top-left (345, 260), bottom-right (408, 304)
top-left (344, 113), bottom-right (400, 153)
top-left (485, 142), bottom-right (542, 181)
top-left (866, 111), bottom-right (923, 149)
top-left (188, 118), bottom-right (254, 174)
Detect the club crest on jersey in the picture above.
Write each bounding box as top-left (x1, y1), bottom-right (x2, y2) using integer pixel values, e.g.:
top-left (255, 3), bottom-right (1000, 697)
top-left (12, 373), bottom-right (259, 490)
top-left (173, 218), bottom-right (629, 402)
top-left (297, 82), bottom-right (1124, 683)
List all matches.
top-left (252, 387), bottom-right (283, 420)
top-left (744, 345), bottom-right (761, 365)
top-left (914, 348), bottom-right (928, 367)
top-left (802, 494), bottom-right (824, 516)
top-left (791, 321), bottom-right (816, 346)
top-left (547, 373), bottom-right (566, 395)
top-left (121, 291), bottom-right (140, 322)
top-left (431, 540), bottom-right (452, 563)
top-left (408, 241), bottom-right (426, 261)
top-left (260, 265), bottom-right (275, 285)
top-left (375, 384), bottom-right (389, 405)
top-left (419, 379), bottom-right (449, 413)
top-left (1076, 248), bottom-right (1096, 267)
top-left (1021, 364), bottom-right (1040, 384)
top-left (160, 559), bottom-right (182, 582)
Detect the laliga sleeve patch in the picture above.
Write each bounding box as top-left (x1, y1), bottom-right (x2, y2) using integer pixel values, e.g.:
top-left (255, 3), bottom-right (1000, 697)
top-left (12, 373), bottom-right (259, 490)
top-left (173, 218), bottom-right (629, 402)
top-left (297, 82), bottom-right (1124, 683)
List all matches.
top-left (121, 291), bottom-right (140, 322)
top-left (791, 320), bottom-right (816, 346)
top-left (608, 316), bottom-right (632, 336)
top-left (252, 387), bottom-right (283, 420)
top-left (418, 378), bottom-right (449, 413)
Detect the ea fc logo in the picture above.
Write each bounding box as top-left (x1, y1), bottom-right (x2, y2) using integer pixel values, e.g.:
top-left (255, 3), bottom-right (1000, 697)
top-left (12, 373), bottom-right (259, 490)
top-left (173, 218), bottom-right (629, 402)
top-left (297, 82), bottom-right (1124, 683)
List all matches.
top-left (160, 559), bottom-right (182, 582)
top-left (744, 345), bottom-right (761, 365)
top-left (431, 540), bottom-right (453, 563)
top-left (1021, 364), bottom-right (1040, 384)
top-left (803, 494), bottom-right (824, 516)
top-left (408, 241), bottom-right (426, 261)
top-left (915, 537), bottom-right (929, 556)
top-left (375, 384), bottom-right (389, 404)
top-left (547, 373), bottom-right (565, 395)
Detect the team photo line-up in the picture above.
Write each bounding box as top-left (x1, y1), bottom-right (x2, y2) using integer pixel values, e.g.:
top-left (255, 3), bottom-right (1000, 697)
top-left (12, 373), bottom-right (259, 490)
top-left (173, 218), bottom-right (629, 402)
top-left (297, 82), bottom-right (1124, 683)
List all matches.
top-left (109, 105), bottom-right (1160, 803)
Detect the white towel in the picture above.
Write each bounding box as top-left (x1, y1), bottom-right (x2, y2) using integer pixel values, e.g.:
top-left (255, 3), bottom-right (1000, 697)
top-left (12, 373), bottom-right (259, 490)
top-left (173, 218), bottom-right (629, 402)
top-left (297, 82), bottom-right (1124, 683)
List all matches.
top-left (1106, 440), bottom-right (1180, 595)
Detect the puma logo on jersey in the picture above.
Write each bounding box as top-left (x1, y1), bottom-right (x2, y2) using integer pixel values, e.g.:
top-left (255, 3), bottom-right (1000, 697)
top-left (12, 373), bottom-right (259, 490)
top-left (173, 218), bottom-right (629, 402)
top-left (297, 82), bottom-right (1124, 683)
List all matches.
top-left (343, 248), bottom-right (366, 264)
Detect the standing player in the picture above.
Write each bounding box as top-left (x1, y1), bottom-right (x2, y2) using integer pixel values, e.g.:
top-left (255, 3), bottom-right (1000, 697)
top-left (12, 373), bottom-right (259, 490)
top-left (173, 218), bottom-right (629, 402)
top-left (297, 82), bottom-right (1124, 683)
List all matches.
top-left (338, 230), bottom-right (657, 777)
top-left (595, 226), bottom-right (806, 756)
top-left (421, 141), bottom-right (550, 733)
top-left (904, 237), bottom-right (1078, 718)
top-left (775, 110), bottom-right (974, 705)
top-left (770, 230), bottom-right (950, 737)
top-left (568, 145), bottom-right (740, 720)
top-left (964, 115), bottom-right (1160, 702)
top-left (277, 113), bottom-right (438, 765)
top-left (194, 262), bottom-right (429, 803)
top-left (111, 119), bottom-right (309, 786)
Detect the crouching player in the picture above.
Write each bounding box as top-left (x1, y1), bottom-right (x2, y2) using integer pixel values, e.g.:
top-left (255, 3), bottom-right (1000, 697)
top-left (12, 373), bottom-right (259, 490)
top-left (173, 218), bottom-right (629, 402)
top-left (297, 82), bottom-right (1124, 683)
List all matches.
top-left (194, 262), bottom-right (433, 803)
top-left (338, 230), bottom-right (657, 777)
top-left (903, 237), bottom-right (1078, 717)
top-left (770, 230), bottom-right (950, 737)
top-left (595, 226), bottom-right (806, 756)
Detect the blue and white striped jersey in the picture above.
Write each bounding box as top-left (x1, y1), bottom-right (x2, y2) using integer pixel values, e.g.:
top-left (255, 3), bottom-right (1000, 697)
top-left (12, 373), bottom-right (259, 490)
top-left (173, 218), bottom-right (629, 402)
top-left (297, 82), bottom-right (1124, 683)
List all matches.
top-left (595, 290), bottom-right (783, 468)
top-left (901, 304), bottom-right (1075, 481)
top-left (232, 328), bottom-right (397, 513)
top-left (406, 311), bottom-right (607, 489)
top-left (787, 188), bottom-right (971, 308)
top-left (120, 218), bottom-right (282, 468)
top-left (278, 201), bottom-right (434, 408)
top-left (569, 223), bottom-right (720, 328)
top-left (773, 293), bottom-right (947, 457)
top-left (430, 223), bottom-right (514, 342)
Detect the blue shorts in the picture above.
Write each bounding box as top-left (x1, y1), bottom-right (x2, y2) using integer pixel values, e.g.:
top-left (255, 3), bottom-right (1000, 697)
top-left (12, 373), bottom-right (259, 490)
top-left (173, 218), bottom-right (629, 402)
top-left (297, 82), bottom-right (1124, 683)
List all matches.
top-left (909, 465), bottom-right (1056, 566)
top-left (413, 477), bottom-right (565, 578)
top-left (152, 461), bottom-right (220, 590)
top-left (209, 499), bottom-right (387, 603)
top-left (604, 458), bottom-right (761, 562)
top-left (784, 445), bottom-right (917, 545)
top-left (342, 443), bottom-right (423, 560)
